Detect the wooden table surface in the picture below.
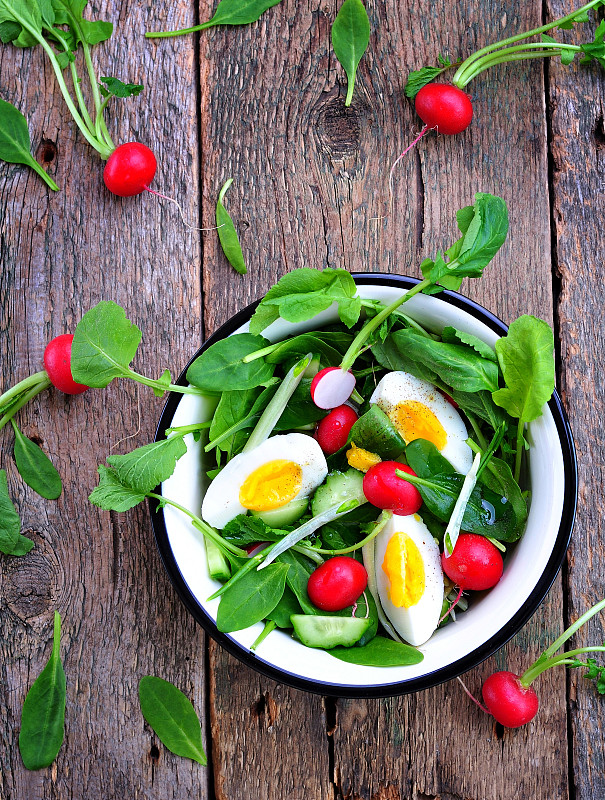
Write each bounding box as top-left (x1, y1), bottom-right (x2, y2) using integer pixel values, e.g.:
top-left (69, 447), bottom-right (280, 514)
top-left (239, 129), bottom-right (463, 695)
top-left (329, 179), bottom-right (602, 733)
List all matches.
top-left (1, 0), bottom-right (604, 798)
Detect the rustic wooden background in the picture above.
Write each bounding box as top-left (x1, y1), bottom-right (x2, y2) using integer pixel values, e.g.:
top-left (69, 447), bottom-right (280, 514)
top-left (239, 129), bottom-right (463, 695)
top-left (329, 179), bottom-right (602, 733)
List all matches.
top-left (1, 0), bottom-right (603, 797)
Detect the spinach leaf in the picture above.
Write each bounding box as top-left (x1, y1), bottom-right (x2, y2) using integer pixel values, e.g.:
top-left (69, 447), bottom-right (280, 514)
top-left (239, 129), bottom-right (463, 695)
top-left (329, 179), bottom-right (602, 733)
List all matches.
top-left (479, 454), bottom-right (527, 530)
top-left (146, 0), bottom-right (283, 37)
top-left (0, 469), bottom-right (34, 555)
top-left (209, 387), bottom-right (261, 456)
top-left (420, 193), bottom-right (508, 290)
top-left (277, 549), bottom-right (317, 615)
top-left (216, 562), bottom-right (289, 632)
top-left (450, 388), bottom-right (510, 431)
top-left (138, 676), bottom-right (206, 765)
top-left (267, 585), bottom-right (301, 628)
top-left (334, 589), bottom-right (378, 646)
top-left (404, 54), bottom-right (456, 99)
top-left (19, 612), bottom-right (66, 770)
top-left (329, 635), bottom-right (423, 666)
top-left (265, 332), bottom-right (344, 367)
top-left (349, 405), bottom-right (406, 460)
top-left (373, 328), bottom-right (500, 392)
top-left (248, 268), bottom-right (361, 335)
top-left (0, 98), bottom-right (59, 190)
top-left (186, 333), bottom-right (275, 394)
top-left (71, 301), bottom-right (142, 388)
top-left (492, 315), bottom-right (555, 423)
top-left (12, 421), bottom-right (62, 499)
top-left (99, 77), bottom-right (144, 98)
top-left (331, 0), bottom-right (370, 107)
top-left (273, 379), bottom-right (327, 430)
top-left (405, 438), bottom-right (456, 478)
top-left (216, 178), bottom-right (247, 275)
top-left (320, 504), bottom-right (381, 550)
top-left (106, 437), bottom-right (188, 494)
top-left (88, 465), bottom-right (146, 512)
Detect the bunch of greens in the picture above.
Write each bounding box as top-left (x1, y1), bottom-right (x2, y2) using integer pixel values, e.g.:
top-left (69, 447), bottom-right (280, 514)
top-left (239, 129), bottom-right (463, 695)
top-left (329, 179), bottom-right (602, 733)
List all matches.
top-left (405, 0), bottom-right (605, 99)
top-left (0, 0), bottom-right (142, 189)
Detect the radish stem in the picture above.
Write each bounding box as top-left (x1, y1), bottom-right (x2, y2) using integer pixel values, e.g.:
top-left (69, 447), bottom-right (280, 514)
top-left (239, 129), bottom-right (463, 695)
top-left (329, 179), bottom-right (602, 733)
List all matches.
top-left (0, 377), bottom-right (51, 432)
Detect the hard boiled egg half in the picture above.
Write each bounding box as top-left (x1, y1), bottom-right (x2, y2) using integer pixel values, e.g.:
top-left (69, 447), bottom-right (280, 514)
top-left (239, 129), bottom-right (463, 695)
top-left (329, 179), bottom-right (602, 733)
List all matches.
top-left (369, 371), bottom-right (473, 474)
top-left (373, 512), bottom-right (444, 646)
top-left (202, 433), bottom-right (328, 529)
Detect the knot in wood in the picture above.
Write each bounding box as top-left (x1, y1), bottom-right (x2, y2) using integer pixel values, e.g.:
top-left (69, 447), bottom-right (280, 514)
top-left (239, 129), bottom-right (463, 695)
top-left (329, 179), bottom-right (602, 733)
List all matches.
top-left (316, 98), bottom-right (361, 159)
top-left (3, 534), bottom-right (61, 623)
top-left (37, 139), bottom-right (58, 164)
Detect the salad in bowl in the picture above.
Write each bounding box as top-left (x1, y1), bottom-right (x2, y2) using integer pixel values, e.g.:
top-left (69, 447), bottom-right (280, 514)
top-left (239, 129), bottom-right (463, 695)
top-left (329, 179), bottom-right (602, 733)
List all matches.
top-left (88, 193), bottom-right (577, 696)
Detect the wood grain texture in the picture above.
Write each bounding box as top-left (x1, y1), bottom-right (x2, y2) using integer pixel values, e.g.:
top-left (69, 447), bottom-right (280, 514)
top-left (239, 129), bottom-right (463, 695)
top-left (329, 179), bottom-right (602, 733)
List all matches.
top-left (0, 1), bottom-right (208, 797)
top-left (547, 2), bottom-right (605, 799)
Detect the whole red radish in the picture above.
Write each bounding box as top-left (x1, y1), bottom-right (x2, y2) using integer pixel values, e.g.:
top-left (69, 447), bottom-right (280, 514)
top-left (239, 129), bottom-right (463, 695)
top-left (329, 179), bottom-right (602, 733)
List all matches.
top-left (307, 556), bottom-right (368, 612)
top-left (310, 367), bottom-right (356, 409)
top-left (415, 83), bottom-right (473, 135)
top-left (441, 533), bottom-right (503, 591)
top-left (363, 461), bottom-right (422, 516)
top-left (315, 404), bottom-right (358, 455)
top-left (43, 334), bottom-right (89, 395)
top-left (482, 671), bottom-right (539, 728)
top-left (103, 142), bottom-right (157, 197)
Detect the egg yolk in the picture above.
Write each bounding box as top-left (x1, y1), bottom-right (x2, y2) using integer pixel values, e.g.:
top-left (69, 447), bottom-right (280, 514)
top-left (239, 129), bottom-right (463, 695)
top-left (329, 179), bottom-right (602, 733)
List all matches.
top-left (346, 442), bottom-right (382, 473)
top-left (239, 460), bottom-right (303, 511)
top-left (382, 532), bottom-right (425, 608)
top-left (390, 400), bottom-right (447, 451)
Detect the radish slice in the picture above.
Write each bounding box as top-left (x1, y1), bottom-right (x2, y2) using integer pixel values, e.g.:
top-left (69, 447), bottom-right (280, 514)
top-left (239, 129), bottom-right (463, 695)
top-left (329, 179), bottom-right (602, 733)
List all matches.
top-left (310, 367), bottom-right (356, 409)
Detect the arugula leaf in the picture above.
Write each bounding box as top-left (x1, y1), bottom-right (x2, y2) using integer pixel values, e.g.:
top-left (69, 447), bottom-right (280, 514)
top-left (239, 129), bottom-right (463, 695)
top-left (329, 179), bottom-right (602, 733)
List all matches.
top-left (106, 437), bottom-right (188, 494)
top-left (0, 98), bottom-right (59, 190)
top-left (331, 0), bottom-right (370, 107)
top-left (404, 55), bottom-right (456, 100)
top-left (441, 326), bottom-right (497, 362)
top-left (12, 421), bottom-right (62, 499)
top-left (420, 193), bottom-right (509, 290)
top-left (216, 178), bottom-right (247, 275)
top-left (249, 268), bottom-right (361, 335)
top-left (0, 469), bottom-right (34, 555)
top-left (99, 77), bottom-right (143, 99)
top-left (19, 612), bottom-right (66, 770)
top-left (138, 676), bottom-right (207, 765)
top-left (216, 562), bottom-right (289, 632)
top-left (186, 333), bottom-right (276, 394)
top-left (88, 465), bottom-right (146, 512)
top-left (71, 301), bottom-right (142, 388)
top-left (492, 315), bottom-right (555, 422)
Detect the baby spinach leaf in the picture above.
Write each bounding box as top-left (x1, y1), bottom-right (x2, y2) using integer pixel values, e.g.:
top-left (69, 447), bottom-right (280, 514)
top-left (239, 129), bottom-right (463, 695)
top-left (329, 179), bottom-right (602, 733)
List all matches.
top-left (106, 437), bottom-right (188, 494)
top-left (450, 388), bottom-right (510, 431)
top-left (248, 268), bottom-right (361, 335)
top-left (186, 333), bottom-right (275, 394)
top-left (277, 549), bottom-right (317, 615)
top-left (273, 379), bottom-right (327, 430)
top-left (0, 98), bottom-right (59, 190)
top-left (71, 301), bottom-right (142, 388)
top-left (404, 54), bottom-right (456, 99)
top-left (216, 178), bottom-right (247, 275)
top-left (267, 585), bottom-right (301, 628)
top-left (0, 469), bottom-right (34, 555)
top-left (216, 562), bottom-right (289, 632)
top-left (334, 590), bottom-right (378, 646)
top-left (329, 635), bottom-right (423, 666)
top-left (146, 0), bottom-right (283, 37)
top-left (12, 421), bottom-right (62, 499)
top-left (405, 438), bottom-right (456, 478)
top-left (88, 465), bottom-right (146, 512)
top-left (99, 77), bottom-right (144, 98)
top-left (209, 387), bottom-right (262, 456)
top-left (349, 405), bottom-right (406, 460)
top-left (265, 333), bottom-right (344, 367)
top-left (331, 0), bottom-right (370, 106)
top-left (138, 676), bottom-right (206, 765)
top-left (492, 315), bottom-right (555, 423)
top-left (19, 611), bottom-right (66, 770)
top-left (479, 454), bottom-right (528, 530)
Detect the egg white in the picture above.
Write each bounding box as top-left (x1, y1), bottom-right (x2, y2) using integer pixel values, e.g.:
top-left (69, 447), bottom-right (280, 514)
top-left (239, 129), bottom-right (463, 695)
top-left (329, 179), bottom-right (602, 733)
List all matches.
top-left (373, 512), bottom-right (444, 646)
top-left (202, 433), bottom-right (328, 529)
top-left (369, 371), bottom-right (473, 474)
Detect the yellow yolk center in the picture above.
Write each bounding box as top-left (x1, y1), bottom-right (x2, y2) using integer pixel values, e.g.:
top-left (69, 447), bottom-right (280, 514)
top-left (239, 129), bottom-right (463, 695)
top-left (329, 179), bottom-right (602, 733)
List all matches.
top-left (346, 442), bottom-right (382, 473)
top-left (239, 460), bottom-right (303, 511)
top-left (382, 532), bottom-right (425, 608)
top-left (390, 400), bottom-right (447, 451)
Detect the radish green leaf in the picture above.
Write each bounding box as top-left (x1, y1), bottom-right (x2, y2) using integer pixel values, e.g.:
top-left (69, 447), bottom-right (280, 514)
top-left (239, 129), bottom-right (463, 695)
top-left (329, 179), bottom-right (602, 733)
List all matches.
top-left (89, 465), bottom-right (147, 512)
top-left (106, 437), bottom-right (188, 494)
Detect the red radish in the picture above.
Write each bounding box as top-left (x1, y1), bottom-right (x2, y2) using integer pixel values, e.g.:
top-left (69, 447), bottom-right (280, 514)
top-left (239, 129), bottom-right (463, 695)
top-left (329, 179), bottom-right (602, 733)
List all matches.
top-left (363, 461), bottom-right (422, 516)
top-left (310, 367), bottom-right (356, 409)
top-left (414, 83), bottom-right (473, 135)
top-left (441, 533), bottom-right (503, 591)
top-left (307, 556), bottom-right (368, 612)
top-left (103, 142), bottom-right (157, 197)
top-left (481, 671), bottom-right (539, 728)
top-left (315, 404), bottom-right (358, 455)
top-left (43, 335), bottom-right (89, 395)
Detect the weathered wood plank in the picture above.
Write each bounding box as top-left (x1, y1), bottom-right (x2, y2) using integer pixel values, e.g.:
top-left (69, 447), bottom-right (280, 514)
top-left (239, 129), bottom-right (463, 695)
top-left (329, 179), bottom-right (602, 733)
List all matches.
top-left (547, 2), bottom-right (605, 799)
top-left (0, 1), bottom-right (208, 797)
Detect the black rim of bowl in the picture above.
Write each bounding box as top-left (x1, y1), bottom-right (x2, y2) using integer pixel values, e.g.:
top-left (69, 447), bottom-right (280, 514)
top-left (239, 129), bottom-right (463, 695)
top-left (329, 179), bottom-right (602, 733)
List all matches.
top-left (149, 273), bottom-right (578, 699)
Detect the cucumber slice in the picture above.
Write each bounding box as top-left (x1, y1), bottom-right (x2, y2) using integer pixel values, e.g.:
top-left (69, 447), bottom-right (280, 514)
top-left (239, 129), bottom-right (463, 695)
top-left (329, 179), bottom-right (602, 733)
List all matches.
top-left (250, 496), bottom-right (309, 527)
top-left (291, 614), bottom-right (372, 649)
top-left (311, 469), bottom-right (365, 517)
top-left (205, 538), bottom-right (231, 582)
top-left (349, 405), bottom-right (406, 460)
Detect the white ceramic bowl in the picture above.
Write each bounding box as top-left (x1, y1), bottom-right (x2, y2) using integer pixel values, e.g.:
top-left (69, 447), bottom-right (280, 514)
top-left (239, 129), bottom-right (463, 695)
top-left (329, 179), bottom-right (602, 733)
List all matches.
top-left (150, 275), bottom-right (577, 697)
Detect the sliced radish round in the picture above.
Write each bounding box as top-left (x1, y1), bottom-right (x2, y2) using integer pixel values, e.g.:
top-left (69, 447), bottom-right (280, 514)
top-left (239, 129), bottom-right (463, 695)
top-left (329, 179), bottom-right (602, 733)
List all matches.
top-left (310, 367), bottom-right (356, 409)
